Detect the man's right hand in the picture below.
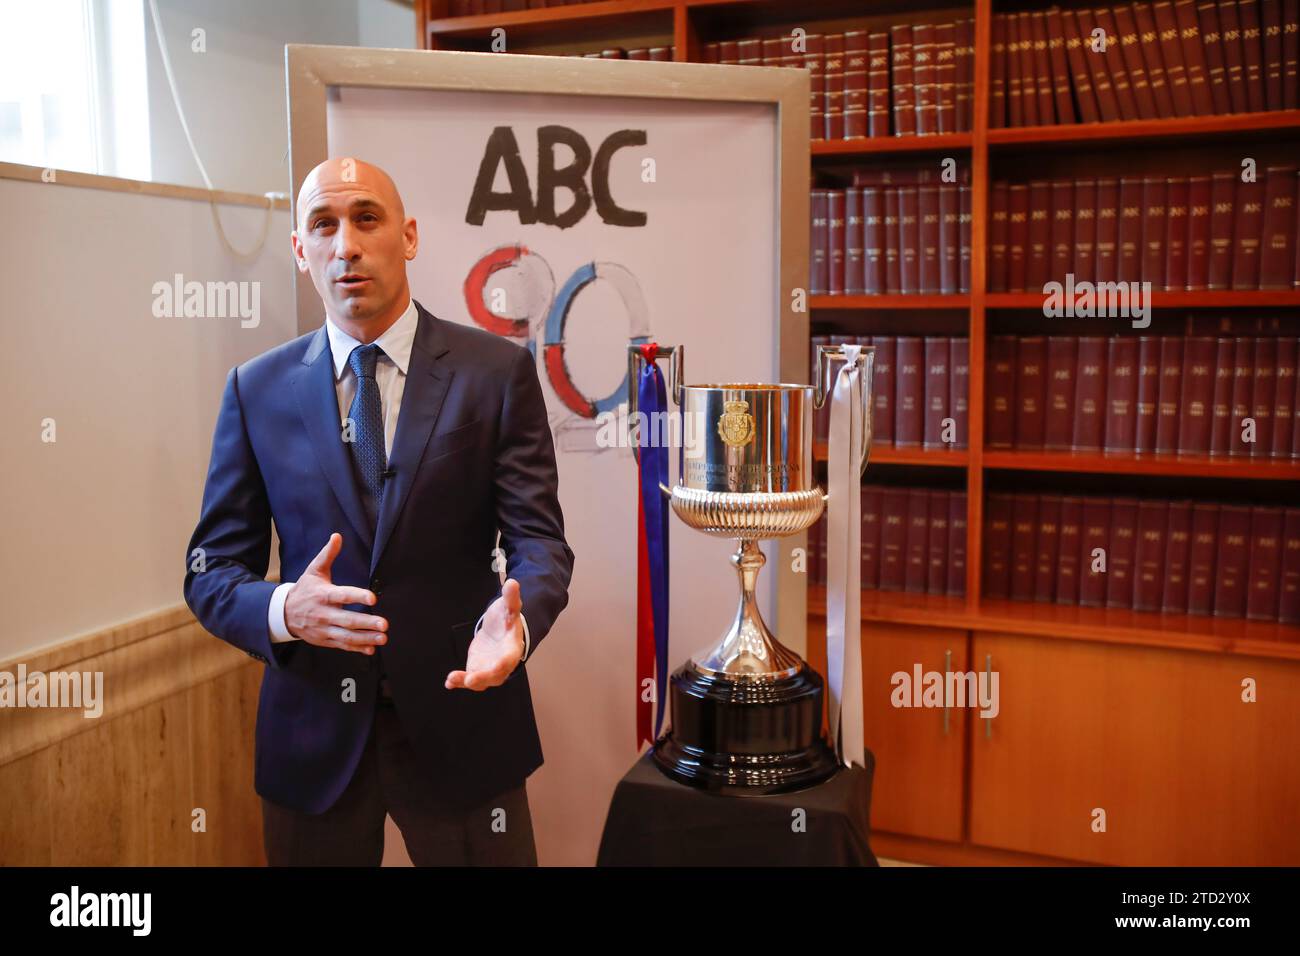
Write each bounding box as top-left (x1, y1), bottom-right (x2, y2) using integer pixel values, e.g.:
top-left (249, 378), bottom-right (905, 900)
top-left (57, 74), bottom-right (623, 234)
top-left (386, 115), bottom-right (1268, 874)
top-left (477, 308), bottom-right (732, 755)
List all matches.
top-left (284, 533), bottom-right (388, 654)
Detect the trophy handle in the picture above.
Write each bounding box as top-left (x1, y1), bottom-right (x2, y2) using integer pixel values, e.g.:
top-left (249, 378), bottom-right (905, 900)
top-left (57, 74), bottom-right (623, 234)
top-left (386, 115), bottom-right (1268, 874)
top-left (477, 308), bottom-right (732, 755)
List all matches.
top-left (815, 345), bottom-right (875, 494)
top-left (627, 343), bottom-right (684, 497)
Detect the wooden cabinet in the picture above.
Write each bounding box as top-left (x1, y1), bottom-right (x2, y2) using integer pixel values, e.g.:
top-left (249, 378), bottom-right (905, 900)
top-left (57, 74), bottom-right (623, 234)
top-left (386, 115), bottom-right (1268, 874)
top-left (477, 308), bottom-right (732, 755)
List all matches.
top-left (969, 633), bottom-right (1300, 866)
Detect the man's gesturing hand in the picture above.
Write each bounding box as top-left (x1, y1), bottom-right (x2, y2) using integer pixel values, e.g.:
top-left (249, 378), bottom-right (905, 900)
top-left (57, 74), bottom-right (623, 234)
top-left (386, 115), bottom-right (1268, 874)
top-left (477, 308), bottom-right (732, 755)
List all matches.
top-left (284, 533), bottom-right (388, 654)
top-left (446, 578), bottom-right (524, 691)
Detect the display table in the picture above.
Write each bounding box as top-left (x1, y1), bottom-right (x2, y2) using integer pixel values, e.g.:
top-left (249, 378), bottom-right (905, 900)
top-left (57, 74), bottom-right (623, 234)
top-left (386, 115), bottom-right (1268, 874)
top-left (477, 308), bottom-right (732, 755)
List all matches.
top-left (596, 748), bottom-right (878, 866)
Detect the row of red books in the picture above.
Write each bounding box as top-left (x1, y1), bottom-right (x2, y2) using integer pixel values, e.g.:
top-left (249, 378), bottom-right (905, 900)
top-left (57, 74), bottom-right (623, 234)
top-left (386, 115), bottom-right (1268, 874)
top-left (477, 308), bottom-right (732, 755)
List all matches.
top-left (812, 182), bottom-right (973, 295)
top-left (812, 335), bottom-right (970, 449)
top-left (572, 47), bottom-right (675, 60)
top-left (808, 486), bottom-right (968, 596)
top-left (988, 334), bottom-right (1300, 457)
top-left (991, 0), bottom-right (1300, 128)
top-left (445, 0), bottom-right (598, 12)
top-left (984, 493), bottom-right (1300, 622)
top-left (990, 166), bottom-right (1299, 293)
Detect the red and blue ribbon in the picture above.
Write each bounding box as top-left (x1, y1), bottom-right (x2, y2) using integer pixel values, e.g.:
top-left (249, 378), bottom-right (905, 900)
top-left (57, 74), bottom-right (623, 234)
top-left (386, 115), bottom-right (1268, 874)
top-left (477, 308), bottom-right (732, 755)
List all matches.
top-left (635, 343), bottom-right (670, 750)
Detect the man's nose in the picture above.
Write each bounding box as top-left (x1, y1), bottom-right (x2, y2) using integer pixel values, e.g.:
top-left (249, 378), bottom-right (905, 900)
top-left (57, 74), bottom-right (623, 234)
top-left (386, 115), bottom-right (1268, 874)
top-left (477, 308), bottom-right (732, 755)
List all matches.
top-left (333, 219), bottom-right (363, 261)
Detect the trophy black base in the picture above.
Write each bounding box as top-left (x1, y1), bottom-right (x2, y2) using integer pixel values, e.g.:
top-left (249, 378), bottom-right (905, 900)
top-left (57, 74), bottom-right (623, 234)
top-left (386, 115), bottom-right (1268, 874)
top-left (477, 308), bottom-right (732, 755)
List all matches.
top-left (651, 660), bottom-right (840, 796)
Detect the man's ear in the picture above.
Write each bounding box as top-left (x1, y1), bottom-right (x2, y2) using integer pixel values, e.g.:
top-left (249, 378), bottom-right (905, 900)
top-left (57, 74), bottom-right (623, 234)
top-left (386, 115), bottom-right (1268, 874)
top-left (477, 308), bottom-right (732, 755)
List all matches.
top-left (290, 231), bottom-right (310, 274)
top-left (404, 216), bottom-right (419, 261)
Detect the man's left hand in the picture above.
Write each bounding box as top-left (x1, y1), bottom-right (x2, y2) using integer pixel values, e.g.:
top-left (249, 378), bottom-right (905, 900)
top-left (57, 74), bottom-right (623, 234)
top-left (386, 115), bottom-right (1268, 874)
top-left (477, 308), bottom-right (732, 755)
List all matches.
top-left (446, 578), bottom-right (524, 691)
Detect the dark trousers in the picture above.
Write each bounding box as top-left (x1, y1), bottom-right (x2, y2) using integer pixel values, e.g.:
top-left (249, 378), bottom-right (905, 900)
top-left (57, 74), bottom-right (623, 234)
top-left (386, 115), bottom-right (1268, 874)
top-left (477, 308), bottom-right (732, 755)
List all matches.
top-left (261, 695), bottom-right (537, 866)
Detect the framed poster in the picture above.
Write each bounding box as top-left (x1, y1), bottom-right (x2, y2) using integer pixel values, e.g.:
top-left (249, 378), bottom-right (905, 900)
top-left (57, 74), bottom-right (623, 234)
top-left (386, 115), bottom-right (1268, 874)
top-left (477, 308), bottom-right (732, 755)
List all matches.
top-left (287, 45), bottom-right (809, 864)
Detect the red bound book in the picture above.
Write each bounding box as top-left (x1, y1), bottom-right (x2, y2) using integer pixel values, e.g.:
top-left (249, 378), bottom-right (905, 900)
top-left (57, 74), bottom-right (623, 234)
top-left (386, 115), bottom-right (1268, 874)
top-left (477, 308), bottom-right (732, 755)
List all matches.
top-left (1077, 8), bottom-right (1122, 119)
top-left (919, 184), bottom-right (942, 293)
top-left (990, 181), bottom-right (1011, 291)
top-left (1016, 336), bottom-right (1048, 449)
top-left (935, 23), bottom-right (958, 133)
top-left (895, 336), bottom-right (924, 446)
top-left (867, 33), bottom-right (890, 137)
top-left (845, 188), bottom-right (865, 294)
top-left (1163, 500), bottom-right (1194, 611)
top-left (891, 25), bottom-right (917, 136)
top-left (988, 335), bottom-right (1018, 448)
top-left (1155, 336), bottom-right (1186, 452)
top-left (1260, 164), bottom-right (1298, 288)
top-left (941, 184), bottom-right (960, 293)
top-left (956, 19), bottom-right (975, 131)
top-left (1008, 184), bottom-right (1030, 291)
top-left (1284, 0), bottom-right (1299, 109)
top-left (1231, 176), bottom-right (1265, 289)
top-left (948, 492), bottom-right (968, 596)
top-left (1154, 0), bottom-right (1198, 114)
top-left (1165, 177), bottom-right (1191, 290)
top-left (844, 31), bottom-right (869, 139)
top-left (861, 485), bottom-right (882, 590)
top-left (992, 15), bottom-right (1009, 128)
top-left (1011, 494), bottom-right (1040, 601)
top-left (1116, 4), bottom-right (1161, 118)
top-left (1141, 176), bottom-right (1169, 289)
top-left (825, 34), bottom-right (845, 139)
top-left (1065, 9), bottom-right (1103, 121)
top-left (1134, 500), bottom-right (1169, 611)
top-left (828, 189), bottom-right (846, 294)
top-left (1214, 504), bottom-right (1251, 616)
top-left (1218, 0), bottom-right (1252, 110)
top-left (1135, 335), bottom-right (1163, 453)
top-left (1031, 11), bottom-right (1058, 122)
top-left (1174, 0), bottom-right (1217, 113)
top-left (983, 494), bottom-right (1014, 598)
top-left (1208, 171), bottom-right (1236, 288)
top-left (1017, 12), bottom-right (1041, 125)
top-left (1035, 494), bottom-right (1062, 601)
top-left (1097, 7), bottom-right (1142, 119)
top-left (1247, 506), bottom-right (1284, 619)
top-left (1262, 0), bottom-right (1284, 107)
top-left (1272, 337), bottom-right (1297, 457)
top-left (864, 187), bottom-right (885, 293)
top-left (810, 60), bottom-right (826, 139)
top-left (871, 336), bottom-right (896, 445)
top-left (1045, 336), bottom-right (1078, 450)
top-left (811, 190), bottom-right (830, 294)
top-left (1104, 336), bottom-right (1140, 452)
top-left (1187, 175), bottom-right (1213, 288)
top-left (1096, 178), bottom-right (1121, 282)
top-left (1074, 336), bottom-right (1109, 450)
top-left (1057, 496), bottom-right (1083, 604)
top-left (1107, 498), bottom-right (1140, 609)
top-left (1209, 336), bottom-right (1236, 454)
top-left (899, 186), bottom-right (921, 293)
top-left (923, 336), bottom-right (951, 447)
top-left (1027, 181), bottom-right (1052, 289)
top-left (1238, 0), bottom-right (1268, 111)
top-left (880, 488), bottom-right (909, 591)
top-left (926, 490), bottom-right (950, 594)
top-left (951, 337), bottom-right (970, 448)
top-left (1250, 335), bottom-right (1277, 456)
top-left (1079, 497), bottom-right (1112, 607)
top-left (1074, 178), bottom-right (1098, 280)
top-left (1230, 336), bottom-right (1256, 456)
top-left (1050, 179), bottom-right (1075, 281)
top-left (1118, 178), bottom-right (1145, 282)
top-left (1188, 502), bottom-right (1219, 614)
top-left (1008, 14), bottom-right (1026, 126)
top-left (1280, 508), bottom-right (1300, 622)
top-left (960, 185), bottom-right (972, 292)
top-left (884, 188), bottom-right (901, 292)
top-left (913, 24), bottom-right (938, 136)
top-left (1046, 7), bottom-right (1076, 122)
top-left (905, 489), bottom-right (931, 593)
top-left (1136, 1), bottom-right (1178, 117)
top-left (1197, 0), bottom-right (1235, 112)
top-left (1178, 335), bottom-right (1218, 452)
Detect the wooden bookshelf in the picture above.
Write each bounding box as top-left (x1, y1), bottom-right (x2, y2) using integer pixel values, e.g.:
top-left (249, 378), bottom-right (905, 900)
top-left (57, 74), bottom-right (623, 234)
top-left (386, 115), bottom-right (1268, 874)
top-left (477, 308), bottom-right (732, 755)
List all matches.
top-left (814, 440), bottom-right (968, 467)
top-left (809, 293), bottom-right (969, 310)
top-left (812, 132), bottom-right (972, 156)
top-left (983, 449), bottom-right (1300, 480)
top-left (987, 291), bottom-right (1300, 309)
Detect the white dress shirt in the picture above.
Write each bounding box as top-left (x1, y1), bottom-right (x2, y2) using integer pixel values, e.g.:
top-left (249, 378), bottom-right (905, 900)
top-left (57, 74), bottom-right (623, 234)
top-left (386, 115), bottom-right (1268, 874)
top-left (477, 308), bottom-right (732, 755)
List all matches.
top-left (267, 296), bottom-right (530, 660)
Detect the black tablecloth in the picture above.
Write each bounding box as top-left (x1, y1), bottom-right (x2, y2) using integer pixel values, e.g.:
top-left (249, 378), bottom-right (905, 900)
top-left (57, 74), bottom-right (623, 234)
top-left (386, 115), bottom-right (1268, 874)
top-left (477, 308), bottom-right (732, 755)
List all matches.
top-left (596, 749), bottom-right (878, 866)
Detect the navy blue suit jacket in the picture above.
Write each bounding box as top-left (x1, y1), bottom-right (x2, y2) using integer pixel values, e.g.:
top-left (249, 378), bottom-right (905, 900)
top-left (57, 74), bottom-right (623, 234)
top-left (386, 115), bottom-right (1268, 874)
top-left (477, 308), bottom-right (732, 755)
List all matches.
top-left (184, 300), bottom-right (574, 813)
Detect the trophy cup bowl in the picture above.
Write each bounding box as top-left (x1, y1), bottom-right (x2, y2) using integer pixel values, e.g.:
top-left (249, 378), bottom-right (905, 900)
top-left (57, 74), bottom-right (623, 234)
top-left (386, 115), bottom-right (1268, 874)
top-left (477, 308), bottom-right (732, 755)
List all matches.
top-left (628, 344), bottom-right (873, 794)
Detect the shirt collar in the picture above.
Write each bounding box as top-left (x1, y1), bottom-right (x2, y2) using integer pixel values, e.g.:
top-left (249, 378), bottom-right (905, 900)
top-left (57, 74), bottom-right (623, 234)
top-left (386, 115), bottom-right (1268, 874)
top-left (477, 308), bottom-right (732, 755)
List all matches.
top-left (324, 296), bottom-right (418, 381)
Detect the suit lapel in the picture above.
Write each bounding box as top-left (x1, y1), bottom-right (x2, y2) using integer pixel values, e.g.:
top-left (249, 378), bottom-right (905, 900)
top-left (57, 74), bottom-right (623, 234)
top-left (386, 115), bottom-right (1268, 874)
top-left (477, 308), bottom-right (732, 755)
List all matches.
top-left (292, 326), bottom-right (376, 554)
top-left (369, 303), bottom-right (453, 576)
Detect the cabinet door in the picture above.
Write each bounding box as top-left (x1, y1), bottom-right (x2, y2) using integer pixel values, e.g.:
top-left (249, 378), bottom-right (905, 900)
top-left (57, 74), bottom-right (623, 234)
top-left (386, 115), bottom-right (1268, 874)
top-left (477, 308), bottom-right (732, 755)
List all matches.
top-left (970, 633), bottom-right (1300, 865)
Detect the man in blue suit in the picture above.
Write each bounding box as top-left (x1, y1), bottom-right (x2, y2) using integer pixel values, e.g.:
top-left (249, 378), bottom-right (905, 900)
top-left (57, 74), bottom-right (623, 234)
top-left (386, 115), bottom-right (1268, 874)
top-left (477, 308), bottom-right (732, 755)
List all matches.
top-left (184, 156), bottom-right (574, 865)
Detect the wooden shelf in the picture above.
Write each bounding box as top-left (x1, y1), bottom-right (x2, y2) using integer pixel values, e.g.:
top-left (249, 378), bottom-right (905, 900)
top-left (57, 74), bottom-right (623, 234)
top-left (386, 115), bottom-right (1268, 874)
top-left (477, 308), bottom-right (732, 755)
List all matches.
top-left (427, 0), bottom-right (674, 37)
top-left (811, 294), bottom-right (970, 310)
top-left (986, 291), bottom-right (1300, 309)
top-left (812, 133), bottom-right (972, 157)
top-left (805, 586), bottom-right (1300, 661)
top-left (814, 441), bottom-right (969, 467)
top-left (983, 449), bottom-right (1300, 480)
top-left (987, 110), bottom-right (1300, 149)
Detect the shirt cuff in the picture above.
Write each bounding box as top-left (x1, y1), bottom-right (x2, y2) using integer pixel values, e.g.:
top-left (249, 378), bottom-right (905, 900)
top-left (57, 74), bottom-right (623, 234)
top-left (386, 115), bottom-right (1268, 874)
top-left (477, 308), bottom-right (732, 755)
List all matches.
top-left (268, 581), bottom-right (298, 643)
top-left (475, 609), bottom-right (530, 661)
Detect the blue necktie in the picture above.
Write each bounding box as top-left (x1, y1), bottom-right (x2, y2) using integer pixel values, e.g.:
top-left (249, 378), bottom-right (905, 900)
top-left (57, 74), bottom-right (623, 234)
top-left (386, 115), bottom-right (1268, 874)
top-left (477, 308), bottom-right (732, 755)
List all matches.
top-left (346, 343), bottom-right (387, 530)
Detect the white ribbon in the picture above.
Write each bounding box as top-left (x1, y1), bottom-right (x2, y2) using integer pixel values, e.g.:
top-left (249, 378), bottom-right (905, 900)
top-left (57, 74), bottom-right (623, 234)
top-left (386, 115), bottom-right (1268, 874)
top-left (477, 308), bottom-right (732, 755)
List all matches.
top-left (825, 345), bottom-right (865, 769)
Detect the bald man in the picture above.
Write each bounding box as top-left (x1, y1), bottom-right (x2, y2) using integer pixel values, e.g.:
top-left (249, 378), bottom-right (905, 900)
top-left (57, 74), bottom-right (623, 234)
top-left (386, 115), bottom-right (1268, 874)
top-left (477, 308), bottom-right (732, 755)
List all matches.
top-left (183, 157), bottom-right (574, 865)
